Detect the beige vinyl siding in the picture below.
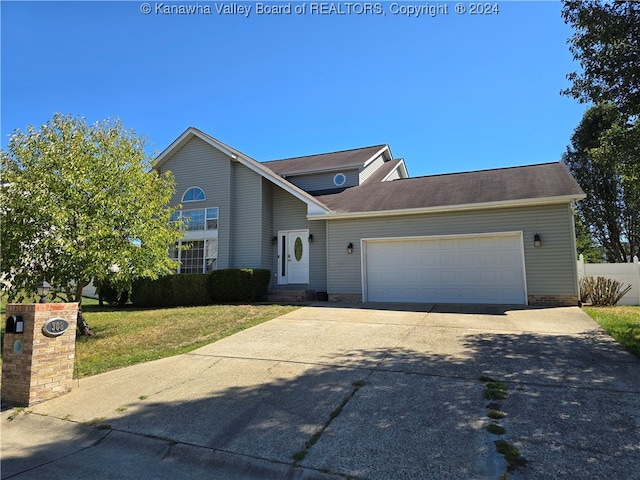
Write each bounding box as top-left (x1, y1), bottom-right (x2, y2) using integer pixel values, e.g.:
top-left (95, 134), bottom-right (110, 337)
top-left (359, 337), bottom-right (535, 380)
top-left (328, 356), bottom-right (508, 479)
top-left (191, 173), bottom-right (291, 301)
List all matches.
top-left (230, 162), bottom-right (263, 268)
top-left (326, 204), bottom-right (578, 298)
top-left (272, 186), bottom-right (327, 291)
top-left (359, 154), bottom-right (385, 184)
top-left (285, 169), bottom-right (359, 192)
top-left (159, 136), bottom-right (231, 269)
top-left (261, 178), bottom-right (273, 271)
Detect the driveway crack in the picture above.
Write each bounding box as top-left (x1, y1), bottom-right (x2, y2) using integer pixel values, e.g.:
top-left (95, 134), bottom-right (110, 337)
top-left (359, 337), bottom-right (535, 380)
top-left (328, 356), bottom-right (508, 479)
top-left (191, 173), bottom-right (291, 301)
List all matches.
top-left (291, 379), bottom-right (367, 465)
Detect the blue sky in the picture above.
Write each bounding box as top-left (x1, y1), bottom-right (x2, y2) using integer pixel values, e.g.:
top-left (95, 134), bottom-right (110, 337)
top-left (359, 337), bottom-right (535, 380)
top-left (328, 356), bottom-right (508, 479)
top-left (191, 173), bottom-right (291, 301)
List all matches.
top-left (2, 1), bottom-right (586, 177)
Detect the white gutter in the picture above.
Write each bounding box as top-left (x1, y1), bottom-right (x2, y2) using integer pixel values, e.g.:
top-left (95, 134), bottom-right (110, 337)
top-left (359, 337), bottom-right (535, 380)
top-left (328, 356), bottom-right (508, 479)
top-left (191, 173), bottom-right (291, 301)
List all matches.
top-left (307, 194), bottom-right (586, 221)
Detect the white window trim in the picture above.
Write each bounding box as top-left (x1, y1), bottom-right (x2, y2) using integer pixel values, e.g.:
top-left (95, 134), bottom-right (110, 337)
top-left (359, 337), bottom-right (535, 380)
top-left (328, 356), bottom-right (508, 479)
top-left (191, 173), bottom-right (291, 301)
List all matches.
top-left (333, 173), bottom-right (346, 187)
top-left (181, 186), bottom-right (206, 203)
top-left (173, 207), bottom-right (219, 232)
top-left (173, 238), bottom-right (218, 274)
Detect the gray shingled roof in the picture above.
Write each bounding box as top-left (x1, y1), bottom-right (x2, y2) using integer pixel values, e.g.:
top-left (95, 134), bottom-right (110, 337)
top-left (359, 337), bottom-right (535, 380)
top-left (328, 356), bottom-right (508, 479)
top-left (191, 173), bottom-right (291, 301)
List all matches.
top-left (315, 162), bottom-right (585, 213)
top-left (263, 145), bottom-right (387, 176)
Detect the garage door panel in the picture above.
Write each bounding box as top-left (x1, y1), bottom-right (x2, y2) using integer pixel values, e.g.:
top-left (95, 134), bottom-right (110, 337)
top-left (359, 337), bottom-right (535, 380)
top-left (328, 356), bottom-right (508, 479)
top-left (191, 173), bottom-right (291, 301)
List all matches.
top-left (499, 251), bottom-right (520, 264)
top-left (365, 234), bottom-right (526, 304)
top-left (420, 255), bottom-right (439, 267)
top-left (459, 251), bottom-right (477, 264)
top-left (440, 252), bottom-right (459, 266)
top-left (480, 253), bottom-right (501, 266)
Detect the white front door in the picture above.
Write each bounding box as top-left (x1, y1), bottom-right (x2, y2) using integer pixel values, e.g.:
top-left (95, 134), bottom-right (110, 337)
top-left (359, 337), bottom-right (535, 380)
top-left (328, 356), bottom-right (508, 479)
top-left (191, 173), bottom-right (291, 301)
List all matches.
top-left (278, 230), bottom-right (310, 285)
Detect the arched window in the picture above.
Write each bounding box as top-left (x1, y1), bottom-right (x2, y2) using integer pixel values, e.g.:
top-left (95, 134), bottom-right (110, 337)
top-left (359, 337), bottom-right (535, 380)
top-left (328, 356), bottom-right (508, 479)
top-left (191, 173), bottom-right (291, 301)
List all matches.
top-left (182, 187), bottom-right (206, 202)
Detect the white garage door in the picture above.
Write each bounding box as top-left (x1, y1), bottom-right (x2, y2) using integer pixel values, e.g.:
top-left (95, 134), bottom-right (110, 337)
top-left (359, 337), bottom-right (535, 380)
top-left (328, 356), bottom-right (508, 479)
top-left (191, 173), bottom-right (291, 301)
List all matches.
top-left (364, 233), bottom-right (526, 304)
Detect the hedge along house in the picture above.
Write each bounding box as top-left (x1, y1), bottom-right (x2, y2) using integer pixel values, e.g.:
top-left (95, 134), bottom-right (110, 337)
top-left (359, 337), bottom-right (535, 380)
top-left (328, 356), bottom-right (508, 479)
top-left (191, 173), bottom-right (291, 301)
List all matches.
top-left (153, 127), bottom-right (586, 306)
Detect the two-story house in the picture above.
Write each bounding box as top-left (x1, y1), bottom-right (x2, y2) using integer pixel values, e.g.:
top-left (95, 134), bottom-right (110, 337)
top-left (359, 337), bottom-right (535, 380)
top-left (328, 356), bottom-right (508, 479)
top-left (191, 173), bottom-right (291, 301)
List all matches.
top-left (153, 127), bottom-right (586, 306)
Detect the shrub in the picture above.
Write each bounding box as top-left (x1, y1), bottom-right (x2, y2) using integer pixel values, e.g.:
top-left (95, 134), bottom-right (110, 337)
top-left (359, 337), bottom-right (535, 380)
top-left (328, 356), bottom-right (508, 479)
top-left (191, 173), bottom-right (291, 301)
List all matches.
top-left (579, 276), bottom-right (632, 306)
top-left (95, 279), bottom-right (129, 306)
top-left (131, 269), bottom-right (271, 307)
top-left (209, 269), bottom-right (271, 303)
top-left (131, 274), bottom-right (210, 308)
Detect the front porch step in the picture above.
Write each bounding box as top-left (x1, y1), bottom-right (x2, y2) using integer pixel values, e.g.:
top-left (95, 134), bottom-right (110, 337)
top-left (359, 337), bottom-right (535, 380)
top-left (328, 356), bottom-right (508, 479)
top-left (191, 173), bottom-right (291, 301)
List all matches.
top-left (265, 289), bottom-right (322, 303)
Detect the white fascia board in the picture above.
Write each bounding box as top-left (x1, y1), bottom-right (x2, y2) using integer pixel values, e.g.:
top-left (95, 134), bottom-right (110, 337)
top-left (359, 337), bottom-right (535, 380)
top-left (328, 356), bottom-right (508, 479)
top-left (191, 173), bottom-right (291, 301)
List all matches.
top-left (306, 194), bottom-right (587, 221)
top-left (398, 160), bottom-right (409, 178)
top-left (381, 159), bottom-right (409, 182)
top-left (362, 145), bottom-right (391, 169)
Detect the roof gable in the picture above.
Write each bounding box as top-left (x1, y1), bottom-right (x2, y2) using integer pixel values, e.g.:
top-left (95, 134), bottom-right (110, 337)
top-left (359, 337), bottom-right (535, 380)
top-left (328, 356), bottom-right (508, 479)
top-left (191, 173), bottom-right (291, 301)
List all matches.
top-left (153, 127), bottom-right (330, 216)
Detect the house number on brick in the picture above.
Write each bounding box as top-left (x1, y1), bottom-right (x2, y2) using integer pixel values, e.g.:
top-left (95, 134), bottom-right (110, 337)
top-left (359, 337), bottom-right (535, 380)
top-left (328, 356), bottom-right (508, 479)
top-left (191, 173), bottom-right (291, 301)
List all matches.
top-left (42, 318), bottom-right (70, 337)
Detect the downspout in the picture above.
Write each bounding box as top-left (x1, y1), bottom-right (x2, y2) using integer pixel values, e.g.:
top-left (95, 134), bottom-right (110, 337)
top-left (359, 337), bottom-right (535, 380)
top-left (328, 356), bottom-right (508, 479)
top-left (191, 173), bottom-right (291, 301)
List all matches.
top-left (226, 158), bottom-right (233, 269)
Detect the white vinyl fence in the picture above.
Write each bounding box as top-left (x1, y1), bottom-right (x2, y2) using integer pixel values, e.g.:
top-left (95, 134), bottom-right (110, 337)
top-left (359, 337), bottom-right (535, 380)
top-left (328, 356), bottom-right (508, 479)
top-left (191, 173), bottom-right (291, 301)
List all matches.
top-left (577, 254), bottom-right (640, 306)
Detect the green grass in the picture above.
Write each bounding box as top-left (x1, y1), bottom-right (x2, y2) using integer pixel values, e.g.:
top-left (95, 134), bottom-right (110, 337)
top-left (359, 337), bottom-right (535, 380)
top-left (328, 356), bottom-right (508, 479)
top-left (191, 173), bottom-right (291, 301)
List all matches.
top-left (487, 409), bottom-right (507, 420)
top-left (73, 303), bottom-right (298, 377)
top-left (495, 440), bottom-right (527, 471)
top-left (3, 296), bottom-right (296, 377)
top-left (486, 423), bottom-right (506, 435)
top-left (483, 381), bottom-right (508, 400)
top-left (583, 306), bottom-right (640, 358)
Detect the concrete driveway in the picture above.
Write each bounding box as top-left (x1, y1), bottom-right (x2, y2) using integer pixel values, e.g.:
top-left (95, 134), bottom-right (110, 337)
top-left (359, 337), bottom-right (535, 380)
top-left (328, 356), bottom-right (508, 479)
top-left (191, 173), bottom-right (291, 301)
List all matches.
top-left (2, 304), bottom-right (639, 479)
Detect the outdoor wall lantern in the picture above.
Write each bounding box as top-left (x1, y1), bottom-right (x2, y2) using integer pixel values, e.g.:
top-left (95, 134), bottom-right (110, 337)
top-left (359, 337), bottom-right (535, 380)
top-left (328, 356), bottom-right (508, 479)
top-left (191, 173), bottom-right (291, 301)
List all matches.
top-left (347, 242), bottom-right (354, 254)
top-left (272, 236), bottom-right (278, 245)
top-left (533, 234), bottom-right (542, 248)
top-left (308, 234), bottom-right (314, 243)
top-left (36, 279), bottom-right (51, 304)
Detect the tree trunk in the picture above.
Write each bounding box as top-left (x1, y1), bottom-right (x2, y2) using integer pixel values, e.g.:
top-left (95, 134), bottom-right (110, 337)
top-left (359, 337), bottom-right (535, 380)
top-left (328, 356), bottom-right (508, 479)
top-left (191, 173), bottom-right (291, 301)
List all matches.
top-left (74, 282), bottom-right (94, 336)
top-left (76, 307), bottom-right (94, 336)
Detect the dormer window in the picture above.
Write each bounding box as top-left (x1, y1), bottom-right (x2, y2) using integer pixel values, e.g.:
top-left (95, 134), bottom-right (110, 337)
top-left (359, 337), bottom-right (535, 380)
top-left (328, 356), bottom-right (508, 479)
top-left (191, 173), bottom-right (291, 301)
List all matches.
top-left (182, 187), bottom-right (206, 202)
top-left (333, 173), bottom-right (346, 187)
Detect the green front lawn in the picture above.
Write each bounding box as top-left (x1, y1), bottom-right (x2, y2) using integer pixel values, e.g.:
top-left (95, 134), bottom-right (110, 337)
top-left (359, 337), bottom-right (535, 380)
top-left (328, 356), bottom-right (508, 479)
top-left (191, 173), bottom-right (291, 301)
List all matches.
top-left (74, 303), bottom-right (298, 378)
top-left (583, 306), bottom-right (640, 358)
top-left (2, 296), bottom-right (298, 378)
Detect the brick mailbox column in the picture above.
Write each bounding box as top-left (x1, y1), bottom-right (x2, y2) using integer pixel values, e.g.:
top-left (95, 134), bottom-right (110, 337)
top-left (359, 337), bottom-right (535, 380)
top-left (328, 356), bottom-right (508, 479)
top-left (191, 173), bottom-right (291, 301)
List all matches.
top-left (2, 303), bottom-right (78, 407)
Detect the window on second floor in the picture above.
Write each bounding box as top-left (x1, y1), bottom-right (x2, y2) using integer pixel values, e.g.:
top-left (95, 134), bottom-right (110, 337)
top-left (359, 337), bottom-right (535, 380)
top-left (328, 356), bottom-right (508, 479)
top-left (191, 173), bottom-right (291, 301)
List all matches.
top-left (170, 207), bottom-right (218, 231)
top-left (182, 187), bottom-right (206, 202)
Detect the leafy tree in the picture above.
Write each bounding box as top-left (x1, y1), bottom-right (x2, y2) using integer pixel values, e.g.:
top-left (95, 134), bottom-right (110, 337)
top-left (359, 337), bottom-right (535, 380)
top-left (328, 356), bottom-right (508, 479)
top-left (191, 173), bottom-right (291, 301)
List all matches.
top-left (1, 114), bottom-right (182, 334)
top-left (562, 0), bottom-right (639, 262)
top-left (573, 211), bottom-right (603, 263)
top-left (562, 0), bottom-right (640, 118)
top-left (563, 104), bottom-right (639, 262)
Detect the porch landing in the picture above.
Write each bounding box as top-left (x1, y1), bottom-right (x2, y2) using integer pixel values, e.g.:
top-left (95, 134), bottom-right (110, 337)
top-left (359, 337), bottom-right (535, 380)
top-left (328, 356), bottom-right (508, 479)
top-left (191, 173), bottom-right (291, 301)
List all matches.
top-left (265, 290), bottom-right (326, 303)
